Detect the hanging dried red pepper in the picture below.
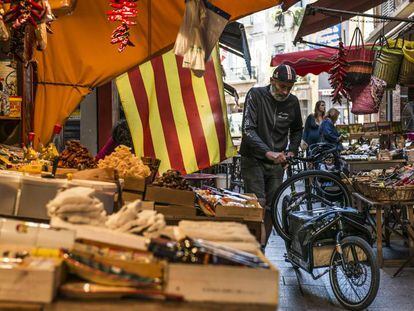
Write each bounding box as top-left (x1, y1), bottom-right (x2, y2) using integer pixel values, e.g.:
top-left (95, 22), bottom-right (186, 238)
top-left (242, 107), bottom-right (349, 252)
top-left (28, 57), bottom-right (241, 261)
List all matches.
top-left (329, 41), bottom-right (350, 105)
top-left (107, 0), bottom-right (138, 52)
top-left (3, 0), bottom-right (46, 29)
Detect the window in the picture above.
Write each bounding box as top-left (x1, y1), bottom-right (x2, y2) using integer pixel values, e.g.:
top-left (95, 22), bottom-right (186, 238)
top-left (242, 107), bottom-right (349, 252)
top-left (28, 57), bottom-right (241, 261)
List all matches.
top-left (273, 43), bottom-right (285, 55)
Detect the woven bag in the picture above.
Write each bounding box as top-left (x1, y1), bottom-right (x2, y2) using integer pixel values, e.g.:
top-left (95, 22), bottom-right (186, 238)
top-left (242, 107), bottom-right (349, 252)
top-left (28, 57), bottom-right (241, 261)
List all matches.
top-left (399, 42), bottom-right (414, 86)
top-left (345, 27), bottom-right (375, 85)
top-left (373, 37), bottom-right (403, 89)
top-left (350, 76), bottom-right (386, 115)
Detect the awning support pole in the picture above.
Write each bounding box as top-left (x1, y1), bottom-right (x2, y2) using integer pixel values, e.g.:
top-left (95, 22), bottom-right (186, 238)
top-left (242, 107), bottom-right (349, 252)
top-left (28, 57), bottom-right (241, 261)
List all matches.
top-left (296, 38), bottom-right (340, 50)
top-left (308, 6), bottom-right (414, 23)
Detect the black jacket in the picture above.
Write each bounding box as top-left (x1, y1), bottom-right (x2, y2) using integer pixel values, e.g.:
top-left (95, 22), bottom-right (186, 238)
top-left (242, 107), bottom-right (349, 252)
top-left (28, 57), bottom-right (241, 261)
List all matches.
top-left (239, 85), bottom-right (303, 162)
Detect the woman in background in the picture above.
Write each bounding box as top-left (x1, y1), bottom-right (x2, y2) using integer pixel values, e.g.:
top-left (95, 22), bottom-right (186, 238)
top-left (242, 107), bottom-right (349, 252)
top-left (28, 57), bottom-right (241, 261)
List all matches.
top-left (319, 107), bottom-right (344, 149)
top-left (302, 100), bottom-right (325, 150)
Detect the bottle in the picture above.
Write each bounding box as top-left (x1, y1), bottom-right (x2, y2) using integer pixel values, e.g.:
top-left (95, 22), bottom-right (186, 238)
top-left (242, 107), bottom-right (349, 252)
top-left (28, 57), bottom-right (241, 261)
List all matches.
top-left (48, 124), bottom-right (62, 158)
top-left (25, 132), bottom-right (38, 162)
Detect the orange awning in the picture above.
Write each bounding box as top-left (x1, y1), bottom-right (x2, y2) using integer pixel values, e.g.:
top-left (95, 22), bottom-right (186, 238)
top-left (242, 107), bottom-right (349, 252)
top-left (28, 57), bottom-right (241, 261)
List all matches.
top-left (33, 0), bottom-right (280, 144)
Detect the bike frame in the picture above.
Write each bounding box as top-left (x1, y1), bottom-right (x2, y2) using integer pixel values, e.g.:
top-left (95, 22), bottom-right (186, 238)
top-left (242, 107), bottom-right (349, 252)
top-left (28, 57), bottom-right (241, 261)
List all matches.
top-left (286, 212), bottom-right (372, 278)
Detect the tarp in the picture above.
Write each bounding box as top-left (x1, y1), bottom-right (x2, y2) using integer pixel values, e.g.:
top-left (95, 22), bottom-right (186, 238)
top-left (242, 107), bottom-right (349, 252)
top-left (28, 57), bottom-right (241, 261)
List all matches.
top-left (116, 49), bottom-right (236, 174)
top-left (271, 47), bottom-right (337, 76)
top-left (294, 0), bottom-right (387, 43)
top-left (33, 0), bottom-right (280, 144)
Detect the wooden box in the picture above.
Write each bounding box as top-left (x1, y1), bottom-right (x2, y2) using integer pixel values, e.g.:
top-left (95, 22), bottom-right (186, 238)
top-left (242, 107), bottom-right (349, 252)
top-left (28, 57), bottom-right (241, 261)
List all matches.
top-left (363, 122), bottom-right (378, 133)
top-left (122, 191), bottom-right (143, 203)
top-left (123, 176), bottom-right (148, 192)
top-left (154, 204), bottom-right (196, 217)
top-left (165, 253), bottom-right (278, 306)
top-left (0, 259), bottom-right (61, 303)
top-left (214, 194), bottom-right (263, 222)
top-left (377, 121), bottom-right (391, 133)
top-left (215, 204), bottom-right (263, 222)
top-left (145, 186), bottom-right (195, 207)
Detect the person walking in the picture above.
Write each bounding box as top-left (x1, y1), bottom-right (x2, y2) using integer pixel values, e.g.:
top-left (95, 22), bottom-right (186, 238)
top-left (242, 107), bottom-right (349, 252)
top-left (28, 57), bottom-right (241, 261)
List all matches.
top-left (239, 64), bottom-right (303, 247)
top-left (302, 100), bottom-right (326, 150)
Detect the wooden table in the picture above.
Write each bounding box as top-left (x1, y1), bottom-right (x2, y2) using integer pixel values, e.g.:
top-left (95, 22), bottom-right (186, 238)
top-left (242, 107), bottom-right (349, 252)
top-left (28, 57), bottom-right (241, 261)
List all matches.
top-left (345, 159), bottom-right (406, 174)
top-left (0, 299), bottom-right (276, 311)
top-left (352, 192), bottom-right (414, 271)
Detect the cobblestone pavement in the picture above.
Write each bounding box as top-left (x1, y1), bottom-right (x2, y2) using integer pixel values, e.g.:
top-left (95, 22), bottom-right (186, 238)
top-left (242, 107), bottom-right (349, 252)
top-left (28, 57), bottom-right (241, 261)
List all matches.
top-left (265, 232), bottom-right (414, 311)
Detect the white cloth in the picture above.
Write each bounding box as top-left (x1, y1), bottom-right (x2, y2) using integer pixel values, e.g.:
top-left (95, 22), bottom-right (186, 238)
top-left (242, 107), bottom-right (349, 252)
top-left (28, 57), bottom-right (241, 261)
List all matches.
top-left (46, 187), bottom-right (107, 225)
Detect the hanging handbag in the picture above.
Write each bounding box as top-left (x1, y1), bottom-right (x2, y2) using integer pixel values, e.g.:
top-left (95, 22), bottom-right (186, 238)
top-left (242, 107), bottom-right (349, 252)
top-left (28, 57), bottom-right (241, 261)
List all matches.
top-left (350, 76), bottom-right (387, 115)
top-left (398, 40), bottom-right (414, 86)
top-left (345, 27), bottom-right (375, 86)
top-left (372, 36), bottom-right (403, 89)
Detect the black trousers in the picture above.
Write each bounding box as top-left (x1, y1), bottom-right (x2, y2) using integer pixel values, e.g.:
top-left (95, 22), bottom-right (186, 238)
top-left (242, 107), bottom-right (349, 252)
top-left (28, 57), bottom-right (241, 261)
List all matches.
top-left (241, 156), bottom-right (284, 245)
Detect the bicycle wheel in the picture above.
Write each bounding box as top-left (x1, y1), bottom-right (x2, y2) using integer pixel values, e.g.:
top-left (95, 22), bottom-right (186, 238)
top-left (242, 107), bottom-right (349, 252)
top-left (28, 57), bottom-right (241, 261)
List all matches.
top-left (329, 236), bottom-right (380, 310)
top-left (271, 170), bottom-right (351, 242)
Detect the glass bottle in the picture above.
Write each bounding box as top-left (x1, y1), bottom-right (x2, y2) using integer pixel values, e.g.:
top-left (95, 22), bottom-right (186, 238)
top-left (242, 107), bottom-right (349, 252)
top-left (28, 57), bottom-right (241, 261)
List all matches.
top-left (25, 132), bottom-right (38, 162)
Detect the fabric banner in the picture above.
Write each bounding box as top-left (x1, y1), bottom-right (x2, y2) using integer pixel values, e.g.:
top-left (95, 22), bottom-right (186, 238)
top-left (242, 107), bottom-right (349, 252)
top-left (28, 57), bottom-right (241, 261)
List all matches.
top-left (116, 49), bottom-right (236, 174)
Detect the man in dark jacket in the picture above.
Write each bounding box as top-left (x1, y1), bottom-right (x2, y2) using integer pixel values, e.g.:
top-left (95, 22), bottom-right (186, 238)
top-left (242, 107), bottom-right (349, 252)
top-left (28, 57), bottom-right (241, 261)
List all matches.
top-left (240, 64), bottom-right (303, 247)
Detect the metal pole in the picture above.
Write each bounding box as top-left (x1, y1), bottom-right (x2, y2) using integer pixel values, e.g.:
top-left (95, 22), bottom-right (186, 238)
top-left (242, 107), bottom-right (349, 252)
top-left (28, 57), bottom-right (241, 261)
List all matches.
top-left (308, 6), bottom-right (414, 23)
top-left (296, 38), bottom-right (340, 49)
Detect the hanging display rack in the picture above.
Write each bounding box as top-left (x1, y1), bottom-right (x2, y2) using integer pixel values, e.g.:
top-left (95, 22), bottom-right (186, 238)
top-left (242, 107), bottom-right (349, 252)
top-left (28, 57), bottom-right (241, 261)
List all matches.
top-left (307, 6), bottom-right (414, 24)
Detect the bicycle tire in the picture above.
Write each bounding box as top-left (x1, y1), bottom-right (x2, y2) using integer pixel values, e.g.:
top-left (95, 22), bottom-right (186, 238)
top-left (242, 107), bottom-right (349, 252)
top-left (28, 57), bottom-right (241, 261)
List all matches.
top-left (271, 170), bottom-right (352, 242)
top-left (329, 236), bottom-right (380, 310)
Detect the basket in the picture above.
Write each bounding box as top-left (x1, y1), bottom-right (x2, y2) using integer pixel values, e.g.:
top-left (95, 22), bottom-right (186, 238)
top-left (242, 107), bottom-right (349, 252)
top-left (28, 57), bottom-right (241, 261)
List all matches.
top-left (373, 47), bottom-right (403, 89)
top-left (399, 43), bottom-right (414, 86)
top-left (352, 177), bottom-right (371, 196)
top-left (366, 184), bottom-right (414, 201)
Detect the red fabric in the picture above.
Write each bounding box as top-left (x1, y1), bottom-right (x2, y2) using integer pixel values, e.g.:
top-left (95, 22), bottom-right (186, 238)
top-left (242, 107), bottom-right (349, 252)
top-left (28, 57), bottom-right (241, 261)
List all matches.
top-left (271, 47), bottom-right (337, 76)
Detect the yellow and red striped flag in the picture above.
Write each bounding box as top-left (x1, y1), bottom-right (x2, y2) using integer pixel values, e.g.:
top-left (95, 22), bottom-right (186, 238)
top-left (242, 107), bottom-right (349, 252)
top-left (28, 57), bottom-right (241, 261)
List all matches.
top-left (116, 49), bottom-right (236, 174)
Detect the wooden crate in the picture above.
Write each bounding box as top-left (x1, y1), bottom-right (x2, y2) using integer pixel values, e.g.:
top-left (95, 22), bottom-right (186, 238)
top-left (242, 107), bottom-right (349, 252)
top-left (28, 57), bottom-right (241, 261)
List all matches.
top-left (145, 186), bottom-right (195, 207)
top-left (154, 204), bottom-right (196, 217)
top-left (0, 259), bottom-right (61, 303)
top-left (165, 252), bottom-right (278, 306)
top-left (215, 205), bottom-right (263, 222)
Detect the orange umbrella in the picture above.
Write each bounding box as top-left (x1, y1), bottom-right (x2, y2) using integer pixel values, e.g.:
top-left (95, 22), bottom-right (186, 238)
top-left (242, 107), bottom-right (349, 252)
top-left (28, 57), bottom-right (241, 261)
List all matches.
top-left (33, 0), bottom-right (280, 144)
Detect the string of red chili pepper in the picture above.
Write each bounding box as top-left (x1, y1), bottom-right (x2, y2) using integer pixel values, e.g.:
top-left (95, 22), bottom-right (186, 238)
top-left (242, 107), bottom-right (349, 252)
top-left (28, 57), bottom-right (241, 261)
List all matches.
top-left (106, 0), bottom-right (138, 52)
top-left (329, 41), bottom-right (350, 105)
top-left (3, 0), bottom-right (45, 29)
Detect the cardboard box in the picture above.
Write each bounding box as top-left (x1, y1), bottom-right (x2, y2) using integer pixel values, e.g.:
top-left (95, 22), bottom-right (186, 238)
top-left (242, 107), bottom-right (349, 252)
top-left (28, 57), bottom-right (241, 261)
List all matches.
top-left (0, 259), bottom-right (61, 303)
top-left (166, 253), bottom-right (278, 306)
top-left (155, 204), bottom-right (196, 217)
top-left (145, 186), bottom-right (195, 207)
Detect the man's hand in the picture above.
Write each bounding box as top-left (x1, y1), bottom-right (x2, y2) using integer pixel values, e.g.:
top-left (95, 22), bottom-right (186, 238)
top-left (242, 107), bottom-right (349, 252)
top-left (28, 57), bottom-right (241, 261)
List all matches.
top-left (265, 151), bottom-right (286, 164)
top-left (286, 151), bottom-right (295, 158)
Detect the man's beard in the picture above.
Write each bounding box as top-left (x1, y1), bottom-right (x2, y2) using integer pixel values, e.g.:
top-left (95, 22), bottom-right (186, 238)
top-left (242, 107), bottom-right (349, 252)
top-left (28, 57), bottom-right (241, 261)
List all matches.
top-left (270, 84), bottom-right (289, 101)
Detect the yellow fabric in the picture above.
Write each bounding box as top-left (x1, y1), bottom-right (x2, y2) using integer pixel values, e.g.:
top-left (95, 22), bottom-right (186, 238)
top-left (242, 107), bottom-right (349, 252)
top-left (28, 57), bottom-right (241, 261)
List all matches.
top-left (33, 0), bottom-right (279, 144)
top-left (116, 48), bottom-right (236, 174)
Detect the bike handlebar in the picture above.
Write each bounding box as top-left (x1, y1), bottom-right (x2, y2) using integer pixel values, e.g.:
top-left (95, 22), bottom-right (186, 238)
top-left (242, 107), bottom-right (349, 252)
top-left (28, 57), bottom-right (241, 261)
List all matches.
top-left (287, 147), bottom-right (339, 165)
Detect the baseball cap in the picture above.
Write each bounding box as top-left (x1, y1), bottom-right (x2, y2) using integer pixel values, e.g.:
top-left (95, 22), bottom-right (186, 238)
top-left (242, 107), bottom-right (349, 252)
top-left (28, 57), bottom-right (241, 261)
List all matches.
top-left (272, 64), bottom-right (297, 83)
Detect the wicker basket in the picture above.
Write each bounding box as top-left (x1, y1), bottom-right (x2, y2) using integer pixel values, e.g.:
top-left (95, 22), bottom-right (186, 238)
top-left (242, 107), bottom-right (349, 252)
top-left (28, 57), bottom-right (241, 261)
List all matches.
top-left (352, 177), bottom-right (371, 196)
top-left (373, 48), bottom-right (403, 89)
top-left (398, 44), bottom-right (414, 86)
top-left (367, 184), bottom-right (414, 201)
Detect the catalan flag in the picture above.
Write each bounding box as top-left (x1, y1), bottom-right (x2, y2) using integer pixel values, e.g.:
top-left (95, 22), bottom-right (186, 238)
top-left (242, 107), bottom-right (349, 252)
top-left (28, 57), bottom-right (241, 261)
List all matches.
top-left (116, 49), bottom-right (236, 174)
